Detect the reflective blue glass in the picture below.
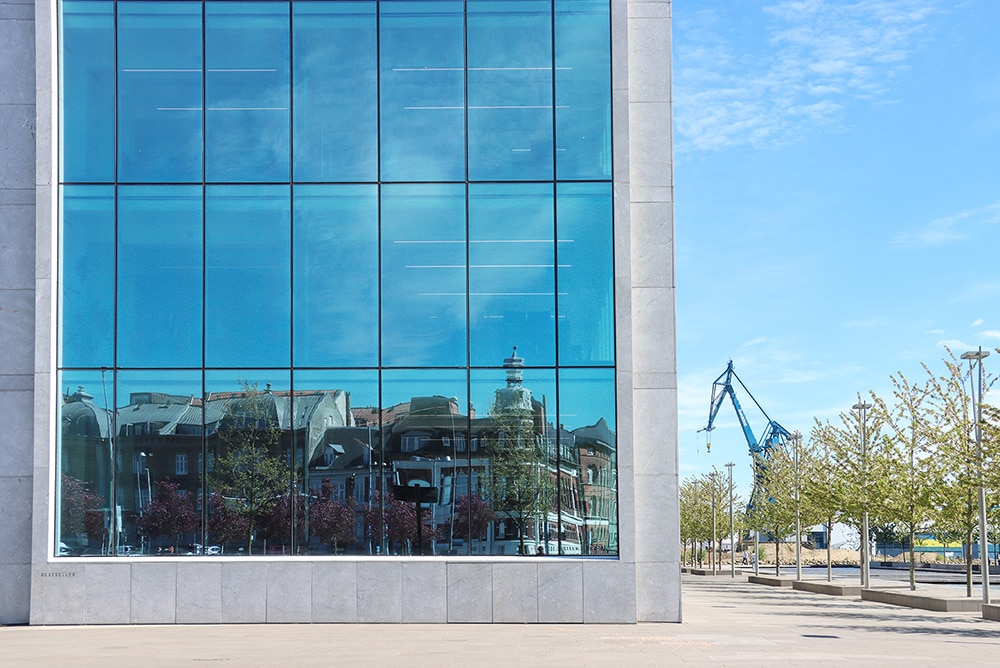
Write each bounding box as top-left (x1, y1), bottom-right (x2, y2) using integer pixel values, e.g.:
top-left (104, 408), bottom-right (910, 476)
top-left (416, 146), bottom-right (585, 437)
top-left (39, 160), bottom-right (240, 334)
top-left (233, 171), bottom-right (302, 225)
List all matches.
top-left (294, 369), bottom-right (379, 554)
top-left (556, 183), bottom-right (614, 366)
top-left (117, 2), bottom-right (203, 183)
top-left (205, 186), bottom-right (290, 367)
top-left (380, 184), bottom-right (467, 367)
top-left (117, 186), bottom-right (203, 368)
top-left (116, 370), bottom-right (204, 556)
top-left (558, 367), bottom-right (616, 555)
top-left (380, 1), bottom-right (465, 182)
top-left (206, 2), bottom-right (290, 182)
top-left (293, 2), bottom-right (378, 182)
top-left (61, 186), bottom-right (114, 368)
top-left (467, 1), bottom-right (553, 181)
top-left (204, 371), bottom-right (291, 555)
top-left (61, 1), bottom-right (114, 182)
top-left (57, 370), bottom-right (116, 555)
top-left (293, 185), bottom-right (378, 367)
top-left (381, 369), bottom-right (468, 555)
top-left (469, 184), bottom-right (555, 367)
top-left (555, 0), bottom-right (612, 180)
top-left (470, 366), bottom-right (560, 555)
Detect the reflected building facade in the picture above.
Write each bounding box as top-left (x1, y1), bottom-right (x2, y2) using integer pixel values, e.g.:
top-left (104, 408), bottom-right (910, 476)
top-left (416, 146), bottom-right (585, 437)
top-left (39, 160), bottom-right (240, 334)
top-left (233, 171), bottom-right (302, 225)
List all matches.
top-left (1, 0), bottom-right (678, 624)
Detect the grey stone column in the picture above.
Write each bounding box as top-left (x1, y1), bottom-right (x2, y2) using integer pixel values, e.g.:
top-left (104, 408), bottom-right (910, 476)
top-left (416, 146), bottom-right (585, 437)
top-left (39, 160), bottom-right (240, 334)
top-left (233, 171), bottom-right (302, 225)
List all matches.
top-left (627, 0), bottom-right (680, 622)
top-left (0, 0), bottom-right (37, 625)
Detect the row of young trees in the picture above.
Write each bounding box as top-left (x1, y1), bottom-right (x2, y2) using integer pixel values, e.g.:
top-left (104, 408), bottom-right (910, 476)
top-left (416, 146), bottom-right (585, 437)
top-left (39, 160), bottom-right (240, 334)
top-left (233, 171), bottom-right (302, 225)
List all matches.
top-left (681, 350), bottom-right (999, 594)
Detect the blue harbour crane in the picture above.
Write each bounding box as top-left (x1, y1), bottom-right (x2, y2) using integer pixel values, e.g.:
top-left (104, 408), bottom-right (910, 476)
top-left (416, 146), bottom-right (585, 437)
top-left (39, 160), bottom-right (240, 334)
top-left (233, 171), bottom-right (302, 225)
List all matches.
top-left (700, 360), bottom-right (790, 510)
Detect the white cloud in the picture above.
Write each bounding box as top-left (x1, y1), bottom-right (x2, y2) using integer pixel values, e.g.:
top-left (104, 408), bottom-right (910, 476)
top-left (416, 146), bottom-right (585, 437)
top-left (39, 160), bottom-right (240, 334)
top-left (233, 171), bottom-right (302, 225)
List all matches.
top-left (892, 201), bottom-right (1000, 248)
top-left (971, 318), bottom-right (985, 327)
top-left (981, 330), bottom-right (1000, 340)
top-left (674, 0), bottom-right (936, 152)
top-left (937, 338), bottom-right (973, 352)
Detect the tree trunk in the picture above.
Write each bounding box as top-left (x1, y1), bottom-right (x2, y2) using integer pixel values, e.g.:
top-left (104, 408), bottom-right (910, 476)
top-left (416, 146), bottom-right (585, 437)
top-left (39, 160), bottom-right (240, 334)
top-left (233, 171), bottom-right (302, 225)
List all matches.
top-left (966, 526), bottom-right (974, 598)
top-left (775, 532), bottom-right (780, 577)
top-left (908, 524), bottom-right (916, 591)
top-left (826, 519), bottom-right (833, 582)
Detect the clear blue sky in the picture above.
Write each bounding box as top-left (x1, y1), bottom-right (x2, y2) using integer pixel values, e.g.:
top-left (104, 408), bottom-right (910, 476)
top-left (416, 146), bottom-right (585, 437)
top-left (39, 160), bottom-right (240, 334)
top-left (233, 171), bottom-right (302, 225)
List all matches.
top-left (673, 0), bottom-right (1000, 495)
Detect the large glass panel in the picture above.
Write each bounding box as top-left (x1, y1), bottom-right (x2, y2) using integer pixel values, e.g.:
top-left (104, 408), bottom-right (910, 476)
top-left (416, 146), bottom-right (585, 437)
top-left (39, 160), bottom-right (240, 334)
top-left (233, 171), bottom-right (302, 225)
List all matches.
top-left (204, 371), bottom-right (292, 555)
top-left (206, 2), bottom-right (290, 182)
top-left (558, 367), bottom-right (616, 555)
top-left (555, 0), bottom-right (611, 180)
top-left (380, 184), bottom-right (467, 367)
top-left (293, 2), bottom-right (377, 182)
top-left (60, 186), bottom-right (114, 368)
top-left (381, 369), bottom-right (468, 555)
top-left (380, 1), bottom-right (465, 182)
top-left (117, 186), bottom-right (203, 368)
top-left (556, 182), bottom-right (614, 366)
top-left (471, 364), bottom-right (557, 555)
top-left (469, 183), bottom-right (555, 366)
top-left (467, 0), bottom-right (553, 181)
top-left (293, 185), bottom-right (378, 367)
top-left (205, 186), bottom-right (290, 368)
top-left (116, 370), bottom-right (203, 556)
top-left (117, 2), bottom-right (203, 183)
top-left (57, 371), bottom-right (116, 556)
top-left (61, 0), bottom-right (115, 182)
top-left (296, 369), bottom-right (378, 554)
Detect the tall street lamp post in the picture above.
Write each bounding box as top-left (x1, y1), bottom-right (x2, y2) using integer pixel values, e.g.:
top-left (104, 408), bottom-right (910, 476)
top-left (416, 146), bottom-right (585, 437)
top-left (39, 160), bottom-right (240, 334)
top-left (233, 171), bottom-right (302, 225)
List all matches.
top-left (726, 462), bottom-right (736, 578)
top-left (853, 400), bottom-right (872, 589)
top-left (790, 431), bottom-right (803, 581)
top-left (962, 347), bottom-right (991, 605)
top-left (710, 474), bottom-right (718, 574)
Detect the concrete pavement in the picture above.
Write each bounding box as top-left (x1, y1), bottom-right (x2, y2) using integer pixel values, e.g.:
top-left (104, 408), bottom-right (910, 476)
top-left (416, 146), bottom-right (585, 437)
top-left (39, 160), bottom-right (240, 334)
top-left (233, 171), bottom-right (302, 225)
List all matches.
top-left (2, 573), bottom-right (998, 666)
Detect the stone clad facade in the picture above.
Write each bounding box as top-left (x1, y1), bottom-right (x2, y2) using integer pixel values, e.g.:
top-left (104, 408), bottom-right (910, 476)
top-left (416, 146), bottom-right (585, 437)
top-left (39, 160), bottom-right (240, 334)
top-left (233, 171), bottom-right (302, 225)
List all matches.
top-left (0, 0), bottom-right (678, 625)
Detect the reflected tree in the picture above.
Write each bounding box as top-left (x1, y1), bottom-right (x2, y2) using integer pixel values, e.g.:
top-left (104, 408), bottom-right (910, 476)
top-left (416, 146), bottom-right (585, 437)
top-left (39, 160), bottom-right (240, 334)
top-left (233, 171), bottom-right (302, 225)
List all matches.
top-left (60, 474), bottom-right (107, 548)
top-left (482, 386), bottom-right (554, 555)
top-left (310, 480), bottom-right (357, 553)
top-left (453, 492), bottom-right (495, 550)
top-left (208, 381), bottom-right (288, 554)
top-left (135, 480), bottom-right (198, 552)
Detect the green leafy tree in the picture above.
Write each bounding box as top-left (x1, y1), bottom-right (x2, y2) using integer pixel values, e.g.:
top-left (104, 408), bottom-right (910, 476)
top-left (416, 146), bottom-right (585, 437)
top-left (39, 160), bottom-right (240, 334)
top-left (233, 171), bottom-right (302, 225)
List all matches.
top-left (875, 370), bottom-right (940, 589)
top-left (750, 446), bottom-right (797, 575)
top-left (679, 476), bottom-right (710, 566)
top-left (209, 381), bottom-right (288, 555)
top-left (928, 351), bottom-right (999, 595)
top-left (803, 422), bottom-right (850, 580)
top-left (482, 386), bottom-right (554, 555)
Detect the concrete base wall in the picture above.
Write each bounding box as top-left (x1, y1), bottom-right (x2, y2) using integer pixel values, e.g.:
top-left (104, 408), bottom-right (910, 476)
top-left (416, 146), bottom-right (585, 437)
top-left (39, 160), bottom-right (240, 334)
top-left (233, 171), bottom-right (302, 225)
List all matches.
top-left (30, 559), bottom-right (637, 624)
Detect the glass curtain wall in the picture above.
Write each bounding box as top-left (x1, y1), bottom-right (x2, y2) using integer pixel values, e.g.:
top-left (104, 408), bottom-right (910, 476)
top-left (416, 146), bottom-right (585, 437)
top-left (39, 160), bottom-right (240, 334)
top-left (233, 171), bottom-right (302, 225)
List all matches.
top-left (57, 0), bottom-right (616, 558)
